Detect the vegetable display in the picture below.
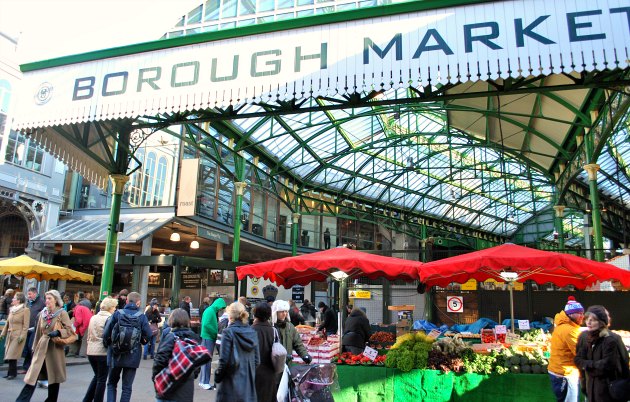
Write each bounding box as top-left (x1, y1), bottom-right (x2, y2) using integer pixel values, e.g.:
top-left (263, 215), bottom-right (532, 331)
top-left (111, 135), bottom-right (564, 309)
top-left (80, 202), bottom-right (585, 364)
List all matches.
top-left (385, 332), bottom-right (434, 372)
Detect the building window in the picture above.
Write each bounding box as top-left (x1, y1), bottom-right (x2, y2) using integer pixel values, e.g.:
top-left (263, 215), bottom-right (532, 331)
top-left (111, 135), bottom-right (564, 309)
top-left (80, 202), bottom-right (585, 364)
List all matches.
top-left (155, 156), bottom-right (168, 205)
top-left (188, 5), bottom-right (203, 24)
top-left (141, 152), bottom-right (157, 205)
top-left (4, 132), bottom-right (45, 172)
top-left (205, 0), bottom-right (221, 20)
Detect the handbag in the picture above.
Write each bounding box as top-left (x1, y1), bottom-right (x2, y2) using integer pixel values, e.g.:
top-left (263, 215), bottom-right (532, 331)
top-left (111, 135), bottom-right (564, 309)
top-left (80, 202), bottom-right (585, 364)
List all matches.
top-left (154, 335), bottom-right (211, 397)
top-left (52, 317), bottom-right (77, 346)
top-left (272, 327), bottom-right (288, 374)
top-left (609, 378), bottom-right (630, 401)
top-left (149, 323), bottom-right (159, 337)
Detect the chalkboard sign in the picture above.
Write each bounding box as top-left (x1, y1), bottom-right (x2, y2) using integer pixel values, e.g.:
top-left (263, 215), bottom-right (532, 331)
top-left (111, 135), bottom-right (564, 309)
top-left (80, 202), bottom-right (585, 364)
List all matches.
top-left (181, 273), bottom-right (202, 289)
top-left (292, 285), bottom-right (305, 302)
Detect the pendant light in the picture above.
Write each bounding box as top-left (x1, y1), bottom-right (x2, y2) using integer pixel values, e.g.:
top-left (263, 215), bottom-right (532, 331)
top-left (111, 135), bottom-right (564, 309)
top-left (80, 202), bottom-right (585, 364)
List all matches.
top-left (169, 222), bottom-right (180, 242)
top-left (190, 239), bottom-right (200, 249)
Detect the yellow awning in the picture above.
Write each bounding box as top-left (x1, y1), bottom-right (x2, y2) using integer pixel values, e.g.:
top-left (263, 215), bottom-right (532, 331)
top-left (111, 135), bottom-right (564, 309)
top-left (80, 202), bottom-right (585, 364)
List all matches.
top-left (0, 255), bottom-right (94, 283)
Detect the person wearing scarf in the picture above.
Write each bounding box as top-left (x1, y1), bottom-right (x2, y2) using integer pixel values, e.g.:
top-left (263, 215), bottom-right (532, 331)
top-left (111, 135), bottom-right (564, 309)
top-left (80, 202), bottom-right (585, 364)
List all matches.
top-left (1, 292), bottom-right (29, 380)
top-left (15, 289), bottom-right (74, 402)
top-left (574, 305), bottom-right (629, 402)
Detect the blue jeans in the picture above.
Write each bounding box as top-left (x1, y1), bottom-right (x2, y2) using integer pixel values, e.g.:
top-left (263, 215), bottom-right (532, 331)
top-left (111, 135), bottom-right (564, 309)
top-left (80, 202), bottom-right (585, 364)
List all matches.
top-left (199, 339), bottom-right (216, 385)
top-left (549, 373), bottom-right (580, 402)
top-left (144, 335), bottom-right (156, 358)
top-left (107, 366), bottom-right (137, 402)
top-left (83, 355), bottom-right (108, 402)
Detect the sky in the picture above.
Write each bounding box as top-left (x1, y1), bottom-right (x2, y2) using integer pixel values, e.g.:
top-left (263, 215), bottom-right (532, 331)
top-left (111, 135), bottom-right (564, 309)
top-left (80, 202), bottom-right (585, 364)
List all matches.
top-left (0, 0), bottom-right (201, 63)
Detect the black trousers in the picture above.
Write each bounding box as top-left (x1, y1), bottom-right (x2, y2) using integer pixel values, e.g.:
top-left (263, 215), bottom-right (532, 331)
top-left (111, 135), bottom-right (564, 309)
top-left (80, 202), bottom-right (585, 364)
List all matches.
top-left (7, 359), bottom-right (17, 377)
top-left (16, 383), bottom-right (60, 402)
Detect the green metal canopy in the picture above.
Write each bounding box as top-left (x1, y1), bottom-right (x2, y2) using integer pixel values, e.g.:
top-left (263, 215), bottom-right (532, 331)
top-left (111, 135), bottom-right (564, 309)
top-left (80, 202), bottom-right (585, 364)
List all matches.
top-left (12, 0), bottom-right (630, 246)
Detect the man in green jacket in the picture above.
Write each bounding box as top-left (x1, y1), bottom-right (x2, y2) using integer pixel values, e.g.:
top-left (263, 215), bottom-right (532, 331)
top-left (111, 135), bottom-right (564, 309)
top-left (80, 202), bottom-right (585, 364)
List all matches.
top-left (199, 297), bottom-right (226, 390)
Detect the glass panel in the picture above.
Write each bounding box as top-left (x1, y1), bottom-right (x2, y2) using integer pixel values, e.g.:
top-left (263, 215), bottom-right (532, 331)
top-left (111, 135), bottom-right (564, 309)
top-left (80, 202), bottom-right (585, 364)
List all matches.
top-left (204, 0), bottom-right (221, 21)
top-left (315, 6), bottom-right (334, 14)
top-left (238, 18), bottom-right (256, 26)
top-left (174, 16), bottom-right (185, 27)
top-left (222, 0), bottom-right (237, 18)
top-left (297, 0), bottom-right (314, 5)
top-left (0, 79), bottom-right (11, 114)
top-left (198, 159), bottom-right (217, 219)
top-left (337, 3), bottom-right (357, 11)
top-left (251, 189), bottom-right (265, 237)
top-left (186, 28), bottom-right (201, 35)
top-left (239, 0), bottom-right (256, 15)
top-left (169, 30), bottom-right (184, 38)
top-left (300, 214), bottom-right (316, 248)
top-left (221, 21), bottom-right (236, 29)
top-left (257, 0), bottom-right (274, 12)
top-left (278, 0), bottom-right (294, 9)
top-left (257, 16), bottom-right (273, 23)
top-left (155, 157), bottom-right (168, 205)
top-left (276, 12), bottom-right (293, 20)
top-left (188, 5), bottom-right (203, 23)
top-left (266, 197), bottom-right (279, 241)
top-left (296, 9), bottom-right (314, 17)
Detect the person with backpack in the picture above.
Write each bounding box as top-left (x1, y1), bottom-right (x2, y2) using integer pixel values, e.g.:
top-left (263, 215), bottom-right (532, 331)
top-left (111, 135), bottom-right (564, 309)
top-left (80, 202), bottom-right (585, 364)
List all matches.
top-left (102, 291), bottom-right (151, 402)
top-left (198, 297), bottom-right (226, 390)
top-left (152, 308), bottom-right (202, 402)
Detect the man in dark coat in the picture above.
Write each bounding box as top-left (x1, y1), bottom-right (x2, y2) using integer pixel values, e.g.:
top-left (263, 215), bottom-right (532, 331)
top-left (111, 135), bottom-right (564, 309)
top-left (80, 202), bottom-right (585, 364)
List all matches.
top-left (318, 302), bottom-right (338, 336)
top-left (20, 287), bottom-right (45, 372)
top-left (103, 291), bottom-right (152, 402)
top-left (117, 289), bottom-right (129, 310)
top-left (342, 306), bottom-right (371, 355)
top-left (251, 302), bottom-right (276, 402)
top-left (179, 296), bottom-right (192, 318)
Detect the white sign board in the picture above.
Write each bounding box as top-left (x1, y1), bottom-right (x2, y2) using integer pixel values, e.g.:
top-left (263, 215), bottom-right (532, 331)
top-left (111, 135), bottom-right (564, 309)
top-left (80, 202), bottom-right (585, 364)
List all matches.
top-left (363, 345), bottom-right (379, 362)
top-left (518, 320), bottom-right (530, 330)
top-left (427, 329), bottom-right (442, 340)
top-left (447, 296), bottom-right (464, 313)
top-left (494, 325), bottom-right (507, 334)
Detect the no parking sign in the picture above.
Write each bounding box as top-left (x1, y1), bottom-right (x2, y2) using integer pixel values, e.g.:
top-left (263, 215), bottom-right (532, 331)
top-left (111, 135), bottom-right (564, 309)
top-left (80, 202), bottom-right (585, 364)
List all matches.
top-left (447, 296), bottom-right (464, 313)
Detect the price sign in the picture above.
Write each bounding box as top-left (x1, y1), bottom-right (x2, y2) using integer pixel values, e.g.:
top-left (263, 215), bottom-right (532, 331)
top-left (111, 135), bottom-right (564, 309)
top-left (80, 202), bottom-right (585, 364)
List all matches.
top-left (494, 325), bottom-right (507, 334)
top-left (363, 345), bottom-right (379, 362)
top-left (427, 329), bottom-right (442, 340)
top-left (447, 296), bottom-right (464, 313)
top-left (518, 320), bottom-right (530, 330)
top-left (506, 333), bottom-right (521, 343)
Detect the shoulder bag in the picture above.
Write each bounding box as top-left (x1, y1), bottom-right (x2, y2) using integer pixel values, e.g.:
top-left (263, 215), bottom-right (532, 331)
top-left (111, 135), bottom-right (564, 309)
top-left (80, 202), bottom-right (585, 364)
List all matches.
top-left (52, 316), bottom-right (78, 346)
top-left (272, 327), bottom-right (288, 374)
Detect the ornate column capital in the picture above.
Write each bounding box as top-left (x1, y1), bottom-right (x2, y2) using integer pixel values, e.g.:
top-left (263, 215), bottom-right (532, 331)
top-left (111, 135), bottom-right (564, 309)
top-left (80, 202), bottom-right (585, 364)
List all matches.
top-left (234, 182), bottom-right (247, 196)
top-left (553, 205), bottom-right (566, 218)
top-left (109, 174), bottom-right (129, 195)
top-left (583, 164), bottom-right (600, 181)
top-left (291, 212), bottom-right (301, 224)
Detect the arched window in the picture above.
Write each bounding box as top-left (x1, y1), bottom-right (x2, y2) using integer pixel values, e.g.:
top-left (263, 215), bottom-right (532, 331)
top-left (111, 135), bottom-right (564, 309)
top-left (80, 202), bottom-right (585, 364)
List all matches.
top-left (154, 156), bottom-right (168, 205)
top-left (141, 152), bottom-right (157, 205)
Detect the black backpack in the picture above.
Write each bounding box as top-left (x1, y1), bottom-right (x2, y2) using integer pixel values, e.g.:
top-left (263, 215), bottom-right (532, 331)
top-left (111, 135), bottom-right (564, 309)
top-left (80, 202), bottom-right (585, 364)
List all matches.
top-left (111, 310), bottom-right (143, 355)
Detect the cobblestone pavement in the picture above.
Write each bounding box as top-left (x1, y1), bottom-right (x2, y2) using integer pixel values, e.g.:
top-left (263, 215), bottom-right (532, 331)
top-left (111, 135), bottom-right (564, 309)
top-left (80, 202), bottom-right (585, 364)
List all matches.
top-left (1, 357), bottom-right (218, 402)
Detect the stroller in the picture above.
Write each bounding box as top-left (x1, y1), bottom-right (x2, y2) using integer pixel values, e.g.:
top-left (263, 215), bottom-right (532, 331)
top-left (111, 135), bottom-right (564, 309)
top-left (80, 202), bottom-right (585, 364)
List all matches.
top-left (280, 363), bottom-right (339, 402)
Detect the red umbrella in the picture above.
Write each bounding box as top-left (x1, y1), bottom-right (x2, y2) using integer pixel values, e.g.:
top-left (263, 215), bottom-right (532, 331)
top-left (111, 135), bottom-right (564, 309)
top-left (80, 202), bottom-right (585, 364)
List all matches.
top-left (420, 243), bottom-right (630, 289)
top-left (236, 247), bottom-right (421, 287)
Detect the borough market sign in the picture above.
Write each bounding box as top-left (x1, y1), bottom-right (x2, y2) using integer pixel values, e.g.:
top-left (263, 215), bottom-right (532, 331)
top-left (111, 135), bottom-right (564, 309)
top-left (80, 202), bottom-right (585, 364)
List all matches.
top-left (13, 0), bottom-right (629, 130)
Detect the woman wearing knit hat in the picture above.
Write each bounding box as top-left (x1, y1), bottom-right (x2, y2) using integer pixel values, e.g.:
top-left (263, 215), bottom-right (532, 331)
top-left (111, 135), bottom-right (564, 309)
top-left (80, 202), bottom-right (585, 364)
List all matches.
top-left (575, 305), bottom-right (629, 402)
top-left (548, 296), bottom-right (584, 402)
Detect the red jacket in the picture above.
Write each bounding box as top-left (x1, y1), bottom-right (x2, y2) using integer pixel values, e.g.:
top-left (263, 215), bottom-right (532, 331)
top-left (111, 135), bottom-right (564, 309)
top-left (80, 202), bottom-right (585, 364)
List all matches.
top-left (73, 304), bottom-right (93, 336)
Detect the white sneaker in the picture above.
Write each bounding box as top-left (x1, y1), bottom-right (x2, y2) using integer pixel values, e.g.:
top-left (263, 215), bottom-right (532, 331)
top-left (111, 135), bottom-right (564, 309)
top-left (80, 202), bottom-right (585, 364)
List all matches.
top-left (200, 384), bottom-right (211, 390)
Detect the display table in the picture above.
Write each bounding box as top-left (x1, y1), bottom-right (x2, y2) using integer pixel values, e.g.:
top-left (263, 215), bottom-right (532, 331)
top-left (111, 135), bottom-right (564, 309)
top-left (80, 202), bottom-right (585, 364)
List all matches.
top-left (333, 366), bottom-right (556, 402)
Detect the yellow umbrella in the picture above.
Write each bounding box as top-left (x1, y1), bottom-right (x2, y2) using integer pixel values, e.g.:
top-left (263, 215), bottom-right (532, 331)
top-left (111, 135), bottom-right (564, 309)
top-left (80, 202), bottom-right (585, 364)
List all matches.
top-left (0, 255), bottom-right (94, 283)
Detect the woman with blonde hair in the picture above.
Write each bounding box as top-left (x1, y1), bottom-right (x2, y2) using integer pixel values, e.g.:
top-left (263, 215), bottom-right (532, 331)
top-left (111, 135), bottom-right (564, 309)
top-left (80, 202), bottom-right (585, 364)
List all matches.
top-left (215, 301), bottom-right (259, 402)
top-left (16, 289), bottom-right (75, 402)
top-left (83, 297), bottom-right (117, 402)
top-left (0, 291), bottom-right (29, 380)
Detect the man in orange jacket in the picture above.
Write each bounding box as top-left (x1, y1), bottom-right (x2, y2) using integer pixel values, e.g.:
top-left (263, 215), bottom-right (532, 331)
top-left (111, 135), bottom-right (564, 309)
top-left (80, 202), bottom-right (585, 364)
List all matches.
top-left (548, 296), bottom-right (584, 402)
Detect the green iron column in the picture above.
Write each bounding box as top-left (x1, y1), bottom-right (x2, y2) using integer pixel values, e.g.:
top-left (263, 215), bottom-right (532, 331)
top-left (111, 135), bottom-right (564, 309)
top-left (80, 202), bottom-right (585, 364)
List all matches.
top-left (100, 174), bottom-right (129, 300)
top-left (584, 164), bottom-right (604, 261)
top-left (291, 213), bottom-right (301, 256)
top-left (553, 205), bottom-right (566, 250)
top-left (232, 181), bottom-right (247, 263)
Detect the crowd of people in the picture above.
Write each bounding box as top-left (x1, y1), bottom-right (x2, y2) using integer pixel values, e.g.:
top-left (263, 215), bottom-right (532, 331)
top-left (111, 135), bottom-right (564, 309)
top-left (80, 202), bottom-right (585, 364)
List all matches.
top-left (1, 289), bottom-right (357, 402)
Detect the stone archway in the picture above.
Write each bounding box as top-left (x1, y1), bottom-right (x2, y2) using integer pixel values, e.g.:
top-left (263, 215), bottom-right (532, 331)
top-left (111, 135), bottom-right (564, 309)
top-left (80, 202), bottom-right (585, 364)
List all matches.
top-left (0, 213), bottom-right (30, 257)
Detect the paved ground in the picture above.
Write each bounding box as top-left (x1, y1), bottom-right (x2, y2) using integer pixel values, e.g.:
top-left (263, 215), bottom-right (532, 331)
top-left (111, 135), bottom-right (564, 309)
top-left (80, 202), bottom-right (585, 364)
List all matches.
top-left (1, 357), bottom-right (218, 402)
